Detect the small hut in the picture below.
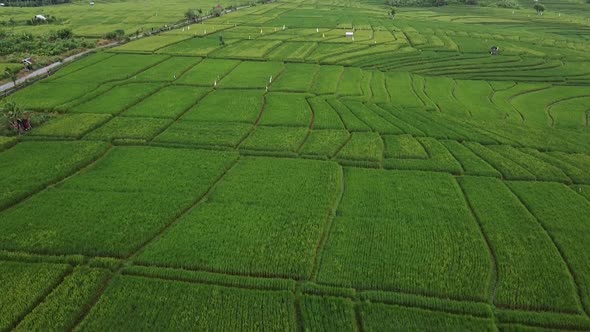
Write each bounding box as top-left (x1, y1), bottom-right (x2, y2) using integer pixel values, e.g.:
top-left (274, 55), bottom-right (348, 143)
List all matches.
top-left (490, 46), bottom-right (500, 55)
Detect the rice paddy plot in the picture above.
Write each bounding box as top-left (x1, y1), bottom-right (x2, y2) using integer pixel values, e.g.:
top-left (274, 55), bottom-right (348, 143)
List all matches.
top-left (131, 57), bottom-right (201, 82)
top-left (317, 169), bottom-right (491, 301)
top-left (154, 121), bottom-right (252, 147)
top-left (136, 157), bottom-right (341, 278)
top-left (157, 36), bottom-right (231, 56)
top-left (221, 61), bottom-right (284, 88)
top-left (271, 63), bottom-right (319, 92)
top-left (123, 86), bottom-right (210, 119)
top-left (112, 35), bottom-right (191, 52)
top-left (181, 89), bottom-right (263, 123)
top-left (176, 58), bottom-right (240, 86)
top-left (210, 39), bottom-right (282, 59)
top-left (70, 83), bottom-right (162, 115)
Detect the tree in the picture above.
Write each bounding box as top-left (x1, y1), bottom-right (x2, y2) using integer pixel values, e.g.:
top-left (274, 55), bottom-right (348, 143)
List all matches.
top-left (534, 3), bottom-right (545, 14)
top-left (1, 101), bottom-right (23, 133)
top-left (389, 8), bottom-right (396, 18)
top-left (56, 28), bottom-right (72, 39)
top-left (185, 9), bottom-right (196, 22)
top-left (4, 67), bottom-right (19, 86)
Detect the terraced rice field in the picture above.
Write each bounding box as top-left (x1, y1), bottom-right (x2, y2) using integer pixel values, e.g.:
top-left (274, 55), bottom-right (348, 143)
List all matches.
top-left (1, 0), bottom-right (590, 330)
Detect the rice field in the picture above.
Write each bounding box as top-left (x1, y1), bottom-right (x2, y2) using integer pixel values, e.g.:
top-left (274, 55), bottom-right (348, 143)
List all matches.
top-left (1, 0), bottom-right (590, 329)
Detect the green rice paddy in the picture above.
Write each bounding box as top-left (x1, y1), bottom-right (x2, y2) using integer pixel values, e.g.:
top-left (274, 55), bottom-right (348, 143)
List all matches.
top-left (1, 0), bottom-right (590, 330)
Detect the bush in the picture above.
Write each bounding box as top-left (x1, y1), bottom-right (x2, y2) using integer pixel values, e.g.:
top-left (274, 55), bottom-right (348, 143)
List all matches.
top-left (496, 0), bottom-right (519, 8)
top-left (105, 29), bottom-right (125, 40)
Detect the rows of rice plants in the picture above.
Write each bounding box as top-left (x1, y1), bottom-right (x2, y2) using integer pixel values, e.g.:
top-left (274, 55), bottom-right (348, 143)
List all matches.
top-left (336, 132), bottom-right (383, 163)
top-left (508, 182), bottom-right (590, 314)
top-left (311, 65), bottom-right (343, 95)
top-left (84, 117), bottom-right (173, 141)
top-left (0, 141), bottom-right (109, 210)
top-left (154, 121), bottom-right (252, 147)
top-left (382, 134), bottom-right (428, 159)
top-left (176, 58), bottom-right (240, 86)
top-left (123, 86), bottom-right (210, 119)
top-left (221, 61), bottom-right (284, 88)
top-left (442, 140), bottom-right (501, 177)
top-left (260, 93), bottom-right (312, 127)
top-left (307, 97), bottom-right (345, 130)
top-left (459, 177), bottom-right (581, 312)
top-left (78, 275), bottom-right (296, 330)
top-left (271, 63), bottom-right (319, 92)
top-left (300, 129), bottom-right (350, 158)
top-left (211, 40), bottom-right (282, 59)
top-left (14, 266), bottom-right (110, 331)
top-left (464, 142), bottom-right (536, 181)
top-left (157, 36), bottom-right (231, 56)
top-left (50, 53), bottom-right (168, 84)
top-left (384, 137), bottom-right (462, 174)
top-left (240, 126), bottom-right (308, 152)
top-left (137, 157), bottom-right (341, 278)
top-left (361, 303), bottom-right (495, 330)
top-left (0, 147), bottom-right (238, 256)
top-left (342, 100), bottom-right (402, 134)
top-left (70, 83), bottom-right (162, 115)
top-left (132, 57), bottom-right (201, 82)
top-left (112, 35), bottom-right (191, 52)
top-left (267, 42), bottom-right (318, 61)
top-left (488, 145), bottom-right (571, 183)
top-left (29, 114), bottom-right (112, 138)
top-left (0, 261), bottom-right (72, 331)
top-left (317, 169), bottom-right (491, 300)
top-left (181, 89), bottom-right (262, 123)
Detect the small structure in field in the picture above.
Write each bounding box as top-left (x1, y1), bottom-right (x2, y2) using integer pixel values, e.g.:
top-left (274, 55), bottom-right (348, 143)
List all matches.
top-left (345, 31), bottom-right (354, 37)
top-left (490, 46), bottom-right (500, 55)
top-left (89, 1), bottom-right (94, 5)
top-left (22, 57), bottom-right (33, 70)
top-left (35, 14), bottom-right (47, 21)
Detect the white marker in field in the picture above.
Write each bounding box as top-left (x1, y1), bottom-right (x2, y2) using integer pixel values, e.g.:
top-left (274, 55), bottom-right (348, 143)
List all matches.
top-left (173, 74), bottom-right (176, 79)
top-left (188, 26), bottom-right (190, 30)
top-left (204, 29), bottom-right (207, 34)
top-left (182, 28), bottom-right (185, 32)
top-left (322, 33), bottom-right (325, 38)
top-left (260, 29), bottom-right (263, 34)
top-left (316, 28), bottom-right (319, 32)
top-left (269, 75), bottom-right (272, 83)
top-left (214, 80), bottom-right (217, 87)
top-left (282, 24), bottom-right (286, 30)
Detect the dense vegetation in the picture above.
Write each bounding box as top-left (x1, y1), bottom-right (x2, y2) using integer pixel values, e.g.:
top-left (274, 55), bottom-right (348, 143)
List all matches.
top-left (1, 0), bottom-right (590, 329)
